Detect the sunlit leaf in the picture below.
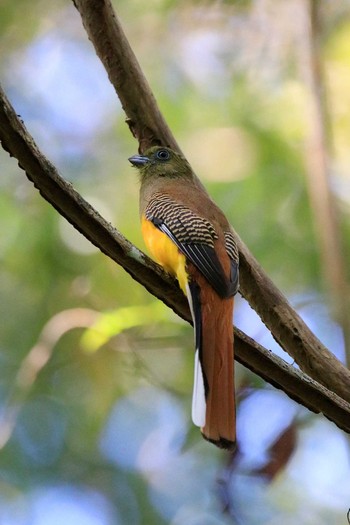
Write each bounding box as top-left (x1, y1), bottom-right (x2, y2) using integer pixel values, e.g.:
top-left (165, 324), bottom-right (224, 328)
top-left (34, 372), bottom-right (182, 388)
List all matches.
top-left (80, 302), bottom-right (170, 353)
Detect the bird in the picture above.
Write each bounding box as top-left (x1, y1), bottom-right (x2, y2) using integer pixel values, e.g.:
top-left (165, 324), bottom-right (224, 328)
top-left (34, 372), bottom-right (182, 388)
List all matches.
top-left (129, 146), bottom-right (239, 450)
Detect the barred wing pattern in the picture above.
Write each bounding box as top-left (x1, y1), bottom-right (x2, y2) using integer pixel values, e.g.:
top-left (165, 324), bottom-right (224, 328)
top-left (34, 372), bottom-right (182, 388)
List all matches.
top-left (145, 192), bottom-right (238, 298)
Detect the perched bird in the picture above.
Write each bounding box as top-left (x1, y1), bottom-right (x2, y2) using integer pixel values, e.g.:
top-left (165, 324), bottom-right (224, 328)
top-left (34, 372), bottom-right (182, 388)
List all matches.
top-left (129, 146), bottom-right (239, 450)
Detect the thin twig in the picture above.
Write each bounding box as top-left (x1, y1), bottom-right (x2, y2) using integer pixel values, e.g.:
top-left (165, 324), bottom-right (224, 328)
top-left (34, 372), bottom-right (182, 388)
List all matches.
top-left (0, 308), bottom-right (99, 449)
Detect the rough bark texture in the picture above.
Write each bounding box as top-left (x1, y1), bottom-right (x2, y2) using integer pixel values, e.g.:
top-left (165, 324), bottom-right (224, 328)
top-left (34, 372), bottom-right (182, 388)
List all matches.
top-left (73, 0), bottom-right (180, 154)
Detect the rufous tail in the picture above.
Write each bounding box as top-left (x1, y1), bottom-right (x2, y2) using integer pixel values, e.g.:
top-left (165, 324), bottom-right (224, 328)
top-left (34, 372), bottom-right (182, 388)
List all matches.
top-left (189, 270), bottom-right (236, 451)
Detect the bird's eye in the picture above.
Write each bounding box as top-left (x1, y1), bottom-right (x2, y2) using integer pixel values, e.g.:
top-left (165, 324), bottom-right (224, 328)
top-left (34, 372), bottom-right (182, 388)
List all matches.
top-left (155, 149), bottom-right (170, 161)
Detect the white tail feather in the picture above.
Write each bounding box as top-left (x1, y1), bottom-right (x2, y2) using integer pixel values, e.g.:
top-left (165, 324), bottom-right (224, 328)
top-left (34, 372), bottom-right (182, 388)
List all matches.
top-left (192, 349), bottom-right (206, 427)
top-left (186, 283), bottom-right (206, 428)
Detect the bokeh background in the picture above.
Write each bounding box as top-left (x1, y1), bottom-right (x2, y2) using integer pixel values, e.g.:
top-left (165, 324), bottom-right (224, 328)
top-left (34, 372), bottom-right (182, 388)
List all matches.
top-left (1, 0), bottom-right (350, 523)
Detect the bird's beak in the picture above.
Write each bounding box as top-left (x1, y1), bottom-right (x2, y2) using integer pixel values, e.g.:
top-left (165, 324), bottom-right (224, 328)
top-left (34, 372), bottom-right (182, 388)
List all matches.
top-left (128, 154), bottom-right (149, 166)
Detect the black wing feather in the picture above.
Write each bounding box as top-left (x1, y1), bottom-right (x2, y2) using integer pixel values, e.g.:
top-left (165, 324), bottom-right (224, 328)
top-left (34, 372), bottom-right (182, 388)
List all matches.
top-left (157, 221), bottom-right (234, 298)
top-left (147, 194), bottom-right (238, 298)
top-left (230, 260), bottom-right (239, 296)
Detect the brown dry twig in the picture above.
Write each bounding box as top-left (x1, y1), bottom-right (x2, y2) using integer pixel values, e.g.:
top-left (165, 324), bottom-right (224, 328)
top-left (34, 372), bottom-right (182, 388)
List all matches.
top-left (0, 308), bottom-right (99, 449)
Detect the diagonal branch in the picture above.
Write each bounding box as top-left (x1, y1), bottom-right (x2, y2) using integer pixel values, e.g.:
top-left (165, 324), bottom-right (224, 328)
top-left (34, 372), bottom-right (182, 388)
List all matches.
top-left (72, 0), bottom-right (350, 402)
top-left (72, 0), bottom-right (180, 154)
top-left (1, 84), bottom-right (350, 433)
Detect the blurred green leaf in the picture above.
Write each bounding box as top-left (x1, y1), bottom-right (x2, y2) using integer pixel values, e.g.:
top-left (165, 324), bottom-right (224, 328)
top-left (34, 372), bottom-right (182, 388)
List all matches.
top-left (80, 303), bottom-right (170, 353)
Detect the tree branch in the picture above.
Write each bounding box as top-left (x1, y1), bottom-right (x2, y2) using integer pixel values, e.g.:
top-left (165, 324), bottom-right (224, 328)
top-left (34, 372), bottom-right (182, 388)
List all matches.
top-left (72, 0), bottom-right (180, 154)
top-left (71, 0), bottom-right (350, 402)
top-left (1, 84), bottom-right (350, 434)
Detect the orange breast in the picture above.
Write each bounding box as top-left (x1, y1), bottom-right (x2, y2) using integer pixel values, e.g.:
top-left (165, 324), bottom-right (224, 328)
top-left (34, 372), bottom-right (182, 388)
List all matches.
top-left (141, 217), bottom-right (189, 295)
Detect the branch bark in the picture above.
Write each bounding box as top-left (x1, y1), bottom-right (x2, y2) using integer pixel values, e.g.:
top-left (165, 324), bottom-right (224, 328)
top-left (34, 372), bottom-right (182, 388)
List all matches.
top-left (72, 0), bottom-right (180, 154)
top-left (71, 0), bottom-right (350, 402)
top-left (1, 84), bottom-right (350, 434)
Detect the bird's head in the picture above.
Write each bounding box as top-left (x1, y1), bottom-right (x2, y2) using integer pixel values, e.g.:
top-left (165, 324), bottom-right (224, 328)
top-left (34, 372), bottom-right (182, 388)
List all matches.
top-left (129, 146), bottom-right (192, 181)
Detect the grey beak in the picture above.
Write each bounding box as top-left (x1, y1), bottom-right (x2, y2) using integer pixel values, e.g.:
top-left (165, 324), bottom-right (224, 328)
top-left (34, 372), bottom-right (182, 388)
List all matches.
top-left (128, 154), bottom-right (149, 166)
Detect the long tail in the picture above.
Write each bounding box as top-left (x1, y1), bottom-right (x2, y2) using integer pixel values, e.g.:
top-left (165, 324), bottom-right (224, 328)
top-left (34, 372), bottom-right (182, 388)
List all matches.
top-left (188, 272), bottom-right (236, 451)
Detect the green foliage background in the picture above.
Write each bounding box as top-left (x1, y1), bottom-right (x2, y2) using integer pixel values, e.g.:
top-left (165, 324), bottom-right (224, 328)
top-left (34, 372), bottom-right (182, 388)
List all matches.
top-left (1, 1), bottom-right (350, 524)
